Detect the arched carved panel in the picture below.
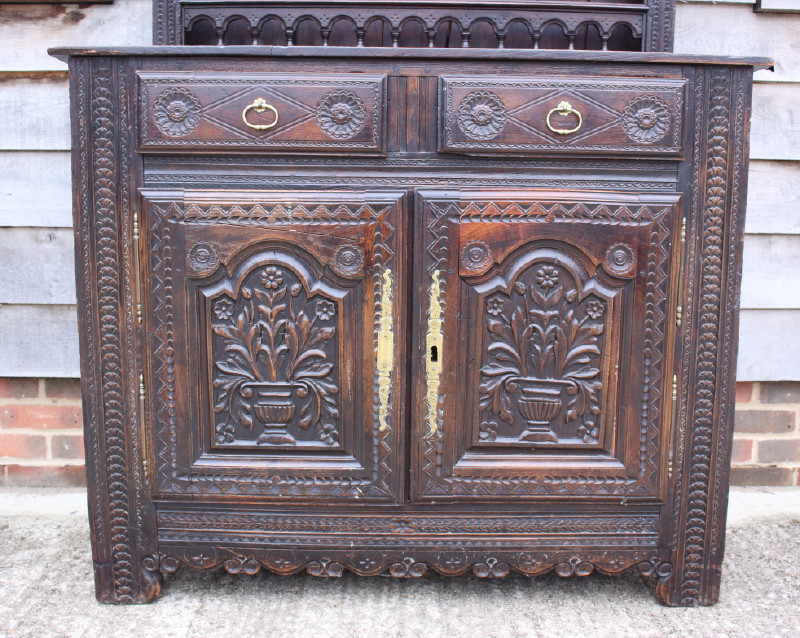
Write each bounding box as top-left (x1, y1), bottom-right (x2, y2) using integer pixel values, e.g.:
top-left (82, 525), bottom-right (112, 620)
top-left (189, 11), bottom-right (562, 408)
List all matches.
top-left (201, 249), bottom-right (348, 449)
top-left (471, 245), bottom-right (628, 448)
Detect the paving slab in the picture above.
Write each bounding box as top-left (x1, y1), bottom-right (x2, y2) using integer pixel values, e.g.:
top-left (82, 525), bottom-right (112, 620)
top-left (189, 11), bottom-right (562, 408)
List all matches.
top-left (0, 487), bottom-right (798, 638)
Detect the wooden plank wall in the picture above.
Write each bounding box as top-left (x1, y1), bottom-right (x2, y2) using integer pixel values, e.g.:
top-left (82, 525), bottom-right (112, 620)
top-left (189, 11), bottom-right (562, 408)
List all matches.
top-left (0, 0), bottom-right (797, 380)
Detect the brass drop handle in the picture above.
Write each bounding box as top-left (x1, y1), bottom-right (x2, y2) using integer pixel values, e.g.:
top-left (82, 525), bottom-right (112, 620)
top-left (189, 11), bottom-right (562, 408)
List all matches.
top-left (546, 101), bottom-right (582, 135)
top-left (242, 98), bottom-right (279, 130)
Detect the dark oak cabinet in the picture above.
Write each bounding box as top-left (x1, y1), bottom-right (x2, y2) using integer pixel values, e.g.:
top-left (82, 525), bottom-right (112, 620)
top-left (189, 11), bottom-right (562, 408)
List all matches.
top-left (54, 46), bottom-right (765, 606)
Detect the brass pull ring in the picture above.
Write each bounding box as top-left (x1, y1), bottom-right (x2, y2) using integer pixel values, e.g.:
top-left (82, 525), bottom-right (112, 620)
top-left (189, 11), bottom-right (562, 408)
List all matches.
top-left (546, 101), bottom-right (582, 135)
top-left (242, 98), bottom-right (279, 130)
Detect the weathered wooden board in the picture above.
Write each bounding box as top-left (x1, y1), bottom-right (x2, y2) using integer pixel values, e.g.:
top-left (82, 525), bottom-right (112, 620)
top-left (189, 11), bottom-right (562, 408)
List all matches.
top-left (750, 83), bottom-right (800, 161)
top-left (738, 310), bottom-right (800, 380)
top-left (0, 152), bottom-right (72, 227)
top-left (740, 235), bottom-right (800, 309)
top-left (0, 304), bottom-right (79, 377)
top-left (745, 160), bottom-right (800, 234)
top-left (675, 2), bottom-right (800, 82)
top-left (0, 0), bottom-right (150, 72)
top-left (0, 228), bottom-right (76, 304)
top-left (0, 80), bottom-right (70, 150)
top-left (756, 0), bottom-right (800, 13)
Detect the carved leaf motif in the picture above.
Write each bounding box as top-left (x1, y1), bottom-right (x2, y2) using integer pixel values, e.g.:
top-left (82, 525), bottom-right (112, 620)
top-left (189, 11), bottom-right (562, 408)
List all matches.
top-left (210, 263), bottom-right (339, 445)
top-left (478, 259), bottom-right (606, 444)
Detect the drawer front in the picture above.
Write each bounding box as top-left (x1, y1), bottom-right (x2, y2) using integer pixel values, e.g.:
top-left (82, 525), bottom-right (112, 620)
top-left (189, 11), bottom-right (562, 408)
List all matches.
top-left (138, 73), bottom-right (386, 154)
top-left (440, 76), bottom-right (686, 158)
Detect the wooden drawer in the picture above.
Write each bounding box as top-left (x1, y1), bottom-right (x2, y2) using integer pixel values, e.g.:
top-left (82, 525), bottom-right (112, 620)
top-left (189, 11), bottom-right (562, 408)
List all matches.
top-left (439, 76), bottom-right (686, 158)
top-left (138, 72), bottom-right (386, 154)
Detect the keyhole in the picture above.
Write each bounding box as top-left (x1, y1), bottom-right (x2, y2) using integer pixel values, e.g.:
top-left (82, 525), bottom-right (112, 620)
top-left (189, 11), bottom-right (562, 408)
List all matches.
top-left (430, 345), bottom-right (438, 362)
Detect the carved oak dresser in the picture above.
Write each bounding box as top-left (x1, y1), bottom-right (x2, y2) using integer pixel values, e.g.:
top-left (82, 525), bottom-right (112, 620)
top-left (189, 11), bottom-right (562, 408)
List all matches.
top-left (53, 0), bottom-right (768, 607)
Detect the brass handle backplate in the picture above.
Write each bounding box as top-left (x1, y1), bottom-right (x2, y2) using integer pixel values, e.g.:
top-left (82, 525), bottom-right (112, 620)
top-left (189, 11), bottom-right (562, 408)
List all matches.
top-left (242, 98), bottom-right (279, 130)
top-left (546, 101), bottom-right (582, 135)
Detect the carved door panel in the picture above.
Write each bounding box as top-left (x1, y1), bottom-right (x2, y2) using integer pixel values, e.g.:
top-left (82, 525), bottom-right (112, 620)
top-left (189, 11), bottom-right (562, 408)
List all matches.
top-left (414, 189), bottom-right (681, 501)
top-left (141, 190), bottom-right (407, 502)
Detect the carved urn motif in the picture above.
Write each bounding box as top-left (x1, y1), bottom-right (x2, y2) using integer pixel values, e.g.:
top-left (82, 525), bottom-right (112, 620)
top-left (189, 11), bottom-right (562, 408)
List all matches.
top-left (515, 378), bottom-right (565, 443)
top-left (240, 381), bottom-right (297, 445)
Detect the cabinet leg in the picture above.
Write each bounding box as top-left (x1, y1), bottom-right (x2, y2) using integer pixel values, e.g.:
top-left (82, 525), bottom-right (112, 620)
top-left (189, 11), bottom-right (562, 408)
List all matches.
top-left (652, 563), bottom-right (722, 607)
top-left (93, 562), bottom-right (163, 604)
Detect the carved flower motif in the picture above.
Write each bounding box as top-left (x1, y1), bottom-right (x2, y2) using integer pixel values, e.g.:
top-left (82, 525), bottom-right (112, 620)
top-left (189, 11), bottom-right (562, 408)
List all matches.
top-left (186, 240), bottom-right (219, 274)
top-left (536, 266), bottom-right (560, 290)
top-left (316, 91), bottom-right (367, 139)
top-left (214, 298), bottom-right (234, 320)
top-left (316, 300), bottom-right (336, 321)
top-left (486, 296), bottom-right (505, 316)
top-left (260, 267), bottom-right (283, 290)
top-left (479, 421), bottom-right (498, 441)
top-left (332, 244), bottom-right (365, 276)
top-left (457, 91), bottom-right (507, 140)
top-left (604, 243), bottom-right (636, 275)
top-left (622, 96), bottom-right (671, 144)
top-left (153, 88), bottom-right (201, 137)
top-left (586, 300), bottom-right (605, 319)
top-left (460, 240), bottom-right (493, 272)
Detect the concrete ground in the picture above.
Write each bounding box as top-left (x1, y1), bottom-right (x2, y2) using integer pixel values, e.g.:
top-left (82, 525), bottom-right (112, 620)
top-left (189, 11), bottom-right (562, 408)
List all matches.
top-left (0, 488), bottom-right (798, 638)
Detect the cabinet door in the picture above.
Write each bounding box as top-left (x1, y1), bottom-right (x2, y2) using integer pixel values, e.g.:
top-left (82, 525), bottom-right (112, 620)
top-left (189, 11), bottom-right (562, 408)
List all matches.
top-left (142, 190), bottom-right (407, 502)
top-left (413, 190), bottom-right (681, 501)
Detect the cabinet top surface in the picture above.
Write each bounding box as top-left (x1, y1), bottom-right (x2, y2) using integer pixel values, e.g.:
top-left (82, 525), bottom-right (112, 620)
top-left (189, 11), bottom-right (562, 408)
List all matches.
top-left (48, 46), bottom-right (772, 68)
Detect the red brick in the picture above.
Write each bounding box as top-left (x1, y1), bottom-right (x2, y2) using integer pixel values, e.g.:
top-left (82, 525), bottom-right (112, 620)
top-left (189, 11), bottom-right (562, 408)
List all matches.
top-left (730, 438), bottom-right (753, 464)
top-left (734, 410), bottom-right (795, 434)
top-left (0, 404), bottom-right (82, 430)
top-left (730, 466), bottom-right (795, 486)
top-left (1, 464), bottom-right (86, 487)
top-left (757, 439), bottom-right (800, 464)
top-left (44, 378), bottom-right (82, 400)
top-left (0, 378), bottom-right (39, 399)
top-left (735, 382), bottom-right (753, 404)
top-left (51, 434), bottom-right (85, 459)
top-left (0, 433), bottom-right (47, 458)
top-left (759, 382), bottom-right (800, 404)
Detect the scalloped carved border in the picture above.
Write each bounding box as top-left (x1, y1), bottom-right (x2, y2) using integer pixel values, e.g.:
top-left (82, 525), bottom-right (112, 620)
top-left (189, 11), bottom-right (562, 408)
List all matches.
top-left (144, 549), bottom-right (672, 586)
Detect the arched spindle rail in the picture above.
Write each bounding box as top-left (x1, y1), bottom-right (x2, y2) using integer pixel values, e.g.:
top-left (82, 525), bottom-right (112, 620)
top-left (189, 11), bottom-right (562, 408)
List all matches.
top-left (182, 4), bottom-right (645, 51)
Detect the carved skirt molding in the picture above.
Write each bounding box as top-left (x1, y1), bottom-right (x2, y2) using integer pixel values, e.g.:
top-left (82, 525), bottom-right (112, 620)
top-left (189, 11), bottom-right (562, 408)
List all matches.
top-left (61, 49), bottom-right (756, 606)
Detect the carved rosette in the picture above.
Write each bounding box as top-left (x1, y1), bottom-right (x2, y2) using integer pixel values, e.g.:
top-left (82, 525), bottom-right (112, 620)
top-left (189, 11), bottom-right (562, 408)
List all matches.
top-left (316, 91), bottom-right (367, 139)
top-left (332, 243), bottom-right (365, 277)
top-left (460, 240), bottom-right (493, 273)
top-left (604, 243), bottom-right (636, 276)
top-left (153, 87), bottom-right (201, 137)
top-left (621, 95), bottom-right (671, 144)
top-left (186, 241), bottom-right (219, 275)
top-left (457, 91), bottom-right (507, 140)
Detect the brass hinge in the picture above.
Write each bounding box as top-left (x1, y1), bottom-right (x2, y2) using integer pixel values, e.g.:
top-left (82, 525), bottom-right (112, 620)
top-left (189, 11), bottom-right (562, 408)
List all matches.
top-left (139, 373), bottom-right (146, 401)
top-left (676, 216), bottom-right (687, 327)
top-left (668, 374), bottom-right (678, 479)
top-left (133, 210), bottom-right (143, 324)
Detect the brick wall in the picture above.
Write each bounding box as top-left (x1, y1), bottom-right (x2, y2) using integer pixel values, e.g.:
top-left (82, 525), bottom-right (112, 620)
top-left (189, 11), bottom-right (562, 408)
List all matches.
top-left (0, 378), bottom-right (85, 486)
top-left (1, 378), bottom-right (799, 487)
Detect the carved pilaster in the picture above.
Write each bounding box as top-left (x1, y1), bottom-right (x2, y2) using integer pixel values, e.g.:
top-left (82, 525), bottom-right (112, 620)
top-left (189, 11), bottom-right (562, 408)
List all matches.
top-left (71, 56), bottom-right (160, 604)
top-left (657, 66), bottom-right (752, 606)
